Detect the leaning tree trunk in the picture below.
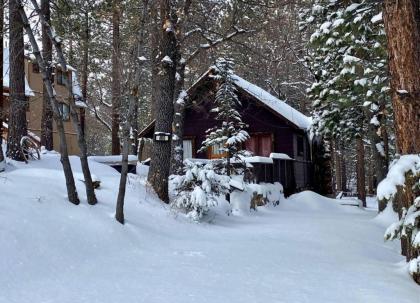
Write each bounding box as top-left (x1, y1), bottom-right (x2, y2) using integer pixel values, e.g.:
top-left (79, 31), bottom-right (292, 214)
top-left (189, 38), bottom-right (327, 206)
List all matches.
top-left (115, 0), bottom-right (149, 224)
top-left (17, 2), bottom-right (79, 204)
top-left (356, 136), bottom-right (366, 207)
top-left (40, 0), bottom-right (53, 151)
top-left (147, 0), bottom-right (177, 203)
top-left (116, 95), bottom-right (136, 224)
top-left (29, 0), bottom-right (97, 205)
top-left (0, 0), bottom-right (4, 167)
top-left (111, 0), bottom-right (121, 155)
top-left (383, 0), bottom-right (420, 277)
top-left (7, 0), bottom-right (27, 161)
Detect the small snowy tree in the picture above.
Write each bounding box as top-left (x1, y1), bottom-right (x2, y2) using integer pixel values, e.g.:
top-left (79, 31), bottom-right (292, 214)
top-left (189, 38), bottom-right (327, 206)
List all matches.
top-left (172, 160), bottom-right (230, 221)
top-left (380, 155), bottom-right (420, 283)
top-left (200, 58), bottom-right (249, 176)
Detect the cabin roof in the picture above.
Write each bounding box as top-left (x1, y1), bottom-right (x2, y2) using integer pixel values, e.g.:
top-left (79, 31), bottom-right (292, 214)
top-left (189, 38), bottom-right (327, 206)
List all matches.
top-left (3, 48), bottom-right (34, 96)
top-left (139, 67), bottom-right (311, 137)
top-left (3, 48), bottom-right (84, 100)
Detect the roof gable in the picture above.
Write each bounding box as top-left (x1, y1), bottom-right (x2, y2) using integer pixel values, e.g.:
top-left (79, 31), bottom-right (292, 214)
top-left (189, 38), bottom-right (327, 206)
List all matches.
top-left (188, 68), bottom-right (311, 130)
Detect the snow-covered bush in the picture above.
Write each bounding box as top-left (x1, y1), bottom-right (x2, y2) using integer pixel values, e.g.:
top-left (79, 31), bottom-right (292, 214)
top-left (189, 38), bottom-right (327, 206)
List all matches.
top-left (380, 155), bottom-right (420, 281)
top-left (172, 160), bottom-right (230, 221)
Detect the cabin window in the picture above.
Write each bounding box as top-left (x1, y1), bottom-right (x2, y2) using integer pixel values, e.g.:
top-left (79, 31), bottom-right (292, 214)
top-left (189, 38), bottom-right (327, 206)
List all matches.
top-left (32, 63), bottom-right (40, 73)
top-left (245, 134), bottom-right (272, 157)
top-left (57, 70), bottom-right (70, 86)
top-left (59, 103), bottom-right (70, 121)
top-left (183, 140), bottom-right (193, 159)
top-left (208, 142), bottom-right (227, 159)
top-left (297, 135), bottom-right (304, 157)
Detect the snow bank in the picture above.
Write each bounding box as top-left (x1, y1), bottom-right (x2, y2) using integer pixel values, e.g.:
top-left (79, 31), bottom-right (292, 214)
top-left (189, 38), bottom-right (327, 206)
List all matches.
top-left (89, 155), bottom-right (138, 164)
top-left (283, 190), bottom-right (355, 213)
top-left (373, 202), bottom-right (399, 228)
top-left (231, 182), bottom-right (284, 215)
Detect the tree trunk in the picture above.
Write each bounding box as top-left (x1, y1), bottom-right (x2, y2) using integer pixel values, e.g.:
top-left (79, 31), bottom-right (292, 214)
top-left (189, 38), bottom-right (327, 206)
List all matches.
top-left (116, 96), bottom-right (136, 224)
top-left (0, 0), bottom-right (4, 167)
top-left (383, 0), bottom-right (420, 155)
top-left (150, 2), bottom-right (160, 120)
top-left (170, 62), bottom-right (186, 175)
top-left (80, 11), bottom-right (89, 136)
top-left (116, 0), bottom-right (149, 223)
top-left (147, 0), bottom-right (177, 203)
top-left (334, 140), bottom-right (342, 193)
top-left (17, 2), bottom-right (79, 204)
top-left (356, 136), bottom-right (366, 207)
top-left (29, 0), bottom-right (97, 205)
top-left (111, 0), bottom-right (121, 155)
top-left (383, 0), bottom-right (420, 276)
top-left (40, 0), bottom-right (53, 151)
top-left (7, 0), bottom-right (27, 161)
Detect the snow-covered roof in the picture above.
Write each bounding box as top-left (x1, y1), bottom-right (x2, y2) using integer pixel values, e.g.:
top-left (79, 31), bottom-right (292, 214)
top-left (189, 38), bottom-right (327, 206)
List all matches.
top-left (71, 70), bottom-right (83, 98)
top-left (270, 153), bottom-right (294, 160)
top-left (232, 75), bottom-right (311, 130)
top-left (3, 48), bottom-right (35, 96)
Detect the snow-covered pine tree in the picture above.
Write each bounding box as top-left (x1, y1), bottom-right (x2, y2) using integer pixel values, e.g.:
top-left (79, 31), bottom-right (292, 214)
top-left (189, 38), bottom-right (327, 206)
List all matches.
top-left (172, 160), bottom-right (230, 221)
top-left (300, 0), bottom-right (391, 200)
top-left (200, 58), bottom-right (249, 177)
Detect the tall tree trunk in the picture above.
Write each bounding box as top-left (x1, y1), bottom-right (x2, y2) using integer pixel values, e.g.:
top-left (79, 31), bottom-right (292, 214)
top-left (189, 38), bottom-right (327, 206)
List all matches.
top-left (111, 0), bottom-right (121, 155)
top-left (383, 0), bottom-right (420, 273)
top-left (0, 0), bottom-right (4, 168)
top-left (147, 0), bottom-right (177, 203)
top-left (150, 2), bottom-right (160, 120)
top-left (7, 0), bottom-right (27, 161)
top-left (170, 62), bottom-right (186, 175)
top-left (29, 0), bottom-right (97, 205)
top-left (356, 136), bottom-right (366, 207)
top-left (17, 2), bottom-right (79, 204)
top-left (334, 140), bottom-right (342, 193)
top-left (40, 0), bottom-right (53, 151)
top-left (383, 1), bottom-right (420, 155)
top-left (80, 11), bottom-right (89, 136)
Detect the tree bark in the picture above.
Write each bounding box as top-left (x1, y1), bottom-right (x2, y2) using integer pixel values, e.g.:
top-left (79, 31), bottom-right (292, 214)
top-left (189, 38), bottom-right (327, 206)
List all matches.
top-left (29, 0), bottom-right (97, 205)
top-left (0, 0), bottom-right (4, 167)
top-left (383, 0), bottom-right (420, 276)
top-left (40, 0), bottom-right (53, 151)
top-left (80, 11), bottom-right (89, 136)
top-left (111, 0), bottom-right (121, 155)
top-left (356, 136), bottom-right (366, 207)
top-left (150, 2), bottom-right (160, 120)
top-left (147, 0), bottom-right (177, 203)
top-left (17, 1), bottom-right (79, 204)
top-left (383, 0), bottom-right (420, 154)
top-left (7, 0), bottom-right (27, 161)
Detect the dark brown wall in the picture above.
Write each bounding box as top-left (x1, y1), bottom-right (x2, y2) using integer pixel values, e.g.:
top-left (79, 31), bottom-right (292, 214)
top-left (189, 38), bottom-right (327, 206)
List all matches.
top-left (183, 88), bottom-right (308, 160)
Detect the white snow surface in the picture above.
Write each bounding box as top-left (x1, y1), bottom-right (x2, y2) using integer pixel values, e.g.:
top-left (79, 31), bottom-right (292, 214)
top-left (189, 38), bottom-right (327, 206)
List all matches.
top-left (3, 48), bottom-right (35, 96)
top-left (0, 155), bottom-right (418, 303)
top-left (232, 75), bottom-right (311, 130)
top-left (270, 152), bottom-right (293, 160)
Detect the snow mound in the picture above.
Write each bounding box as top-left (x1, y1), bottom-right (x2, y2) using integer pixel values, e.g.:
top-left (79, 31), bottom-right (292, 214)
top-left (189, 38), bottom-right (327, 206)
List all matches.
top-left (283, 190), bottom-right (354, 213)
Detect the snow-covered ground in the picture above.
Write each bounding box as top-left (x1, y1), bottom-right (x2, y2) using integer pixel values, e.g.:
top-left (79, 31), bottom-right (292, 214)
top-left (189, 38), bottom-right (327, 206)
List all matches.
top-left (0, 154), bottom-right (418, 303)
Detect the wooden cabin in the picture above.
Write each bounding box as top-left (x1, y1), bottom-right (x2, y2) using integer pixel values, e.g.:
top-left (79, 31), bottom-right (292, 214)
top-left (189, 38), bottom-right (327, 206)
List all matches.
top-left (139, 68), bottom-right (314, 195)
top-left (1, 48), bottom-right (86, 155)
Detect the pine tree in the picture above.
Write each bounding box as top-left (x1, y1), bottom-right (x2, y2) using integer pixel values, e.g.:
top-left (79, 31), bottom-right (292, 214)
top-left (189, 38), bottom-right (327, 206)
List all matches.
top-left (301, 0), bottom-right (391, 202)
top-left (201, 58), bottom-right (249, 177)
